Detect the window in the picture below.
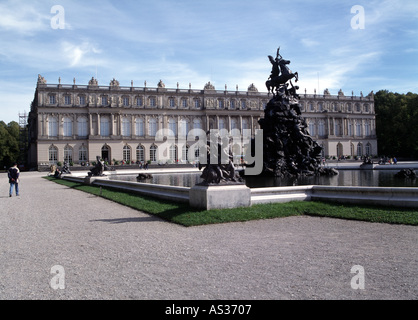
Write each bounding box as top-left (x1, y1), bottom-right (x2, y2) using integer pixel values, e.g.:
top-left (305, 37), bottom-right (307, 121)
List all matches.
top-left (355, 121), bottom-right (362, 136)
top-left (49, 95), bottom-right (56, 104)
top-left (357, 143), bottom-right (363, 157)
top-left (135, 117), bottom-right (144, 136)
top-left (169, 98), bottom-right (175, 108)
top-left (318, 103), bottom-right (323, 112)
top-left (242, 118), bottom-right (249, 130)
top-left (182, 99), bottom-right (187, 108)
top-left (168, 118), bottom-right (177, 137)
top-left (150, 145), bottom-right (157, 162)
top-left (309, 103), bottom-right (314, 111)
top-left (79, 145), bottom-right (88, 162)
top-left (169, 145), bottom-right (177, 162)
top-left (136, 145), bottom-right (145, 162)
top-left (182, 145), bottom-right (189, 162)
top-left (230, 100), bottom-right (236, 109)
top-left (77, 117), bottom-right (88, 137)
top-left (179, 119), bottom-right (189, 138)
top-left (79, 95), bottom-right (86, 106)
top-left (64, 145), bottom-right (73, 163)
top-left (356, 103), bottom-right (361, 112)
top-left (364, 104), bottom-right (369, 113)
top-left (64, 95), bottom-right (71, 105)
top-left (101, 96), bottom-right (108, 106)
top-left (318, 120), bottom-right (325, 136)
top-left (194, 99), bottom-right (200, 109)
top-left (365, 143), bottom-right (372, 156)
top-left (308, 122), bottom-right (315, 136)
top-left (49, 145), bottom-right (58, 164)
top-left (218, 99), bottom-right (224, 109)
top-left (348, 122), bottom-right (353, 136)
top-left (148, 118), bottom-right (157, 137)
top-left (100, 116), bottom-right (110, 137)
top-left (123, 145), bottom-right (131, 163)
top-left (193, 118), bottom-right (202, 130)
top-left (149, 97), bottom-right (156, 107)
top-left (347, 103), bottom-right (352, 112)
top-left (231, 118), bottom-right (238, 130)
top-left (48, 116), bottom-right (58, 137)
top-left (364, 121), bottom-right (371, 136)
top-left (334, 121), bottom-right (341, 136)
top-left (123, 97), bottom-right (129, 107)
top-left (218, 118), bottom-right (226, 130)
top-left (122, 117), bottom-right (131, 136)
top-left (63, 117), bottom-right (73, 137)
top-left (136, 97), bottom-right (143, 107)
top-left (241, 100), bottom-right (246, 110)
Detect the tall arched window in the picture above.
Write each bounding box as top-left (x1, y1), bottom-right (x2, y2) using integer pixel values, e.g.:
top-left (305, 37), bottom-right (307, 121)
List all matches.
top-left (135, 117), bottom-right (144, 136)
top-left (136, 145), bottom-right (145, 162)
top-left (193, 118), bottom-right (202, 130)
top-left (168, 118), bottom-right (177, 137)
top-left (150, 145), bottom-right (157, 162)
top-left (48, 116), bottom-right (58, 137)
top-left (100, 116), bottom-right (110, 137)
top-left (123, 145), bottom-right (131, 163)
top-left (77, 117), bottom-right (88, 137)
top-left (357, 143), bottom-right (363, 157)
top-left (64, 145), bottom-right (73, 163)
top-left (169, 145), bottom-right (178, 162)
top-left (318, 120), bottom-right (325, 136)
top-left (122, 117), bottom-right (131, 137)
top-left (63, 117), bottom-right (73, 137)
top-left (49, 145), bottom-right (58, 164)
top-left (179, 118), bottom-right (189, 138)
top-left (79, 145), bottom-right (88, 162)
top-left (148, 118), bottom-right (157, 137)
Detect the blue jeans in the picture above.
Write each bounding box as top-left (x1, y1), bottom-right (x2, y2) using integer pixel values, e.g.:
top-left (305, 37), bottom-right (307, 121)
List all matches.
top-left (9, 182), bottom-right (19, 196)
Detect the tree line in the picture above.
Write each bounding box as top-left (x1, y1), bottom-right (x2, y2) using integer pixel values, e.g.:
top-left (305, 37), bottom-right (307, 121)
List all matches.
top-left (0, 121), bottom-right (21, 170)
top-left (374, 90), bottom-right (418, 159)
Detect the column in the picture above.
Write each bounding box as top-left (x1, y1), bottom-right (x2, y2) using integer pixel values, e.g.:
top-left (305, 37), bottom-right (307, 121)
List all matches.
top-left (97, 113), bottom-right (100, 136)
top-left (110, 114), bottom-right (114, 136)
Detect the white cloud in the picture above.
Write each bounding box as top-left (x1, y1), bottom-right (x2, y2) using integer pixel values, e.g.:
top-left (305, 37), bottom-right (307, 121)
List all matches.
top-left (0, 0), bottom-right (50, 34)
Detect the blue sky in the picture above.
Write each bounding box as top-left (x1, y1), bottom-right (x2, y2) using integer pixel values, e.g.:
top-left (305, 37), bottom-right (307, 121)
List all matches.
top-left (0, 0), bottom-right (417, 124)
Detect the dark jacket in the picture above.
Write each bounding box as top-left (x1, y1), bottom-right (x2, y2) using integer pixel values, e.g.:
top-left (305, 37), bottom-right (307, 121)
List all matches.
top-left (8, 166), bottom-right (20, 184)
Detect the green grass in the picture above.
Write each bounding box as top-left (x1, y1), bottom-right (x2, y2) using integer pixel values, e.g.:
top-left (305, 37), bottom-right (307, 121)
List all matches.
top-left (44, 176), bottom-right (418, 227)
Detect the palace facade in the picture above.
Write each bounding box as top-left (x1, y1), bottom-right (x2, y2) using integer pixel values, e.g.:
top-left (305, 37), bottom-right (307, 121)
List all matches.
top-left (27, 75), bottom-right (377, 168)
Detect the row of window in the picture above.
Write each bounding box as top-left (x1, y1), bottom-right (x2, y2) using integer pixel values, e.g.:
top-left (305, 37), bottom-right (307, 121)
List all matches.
top-left (47, 94), bottom-right (261, 110)
top-left (307, 120), bottom-right (373, 137)
top-left (48, 144), bottom-right (200, 165)
top-left (303, 102), bottom-right (371, 113)
top-left (45, 116), bottom-right (251, 138)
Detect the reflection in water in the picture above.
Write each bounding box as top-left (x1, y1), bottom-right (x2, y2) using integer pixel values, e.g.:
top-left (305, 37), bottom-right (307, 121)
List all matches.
top-left (110, 170), bottom-right (418, 188)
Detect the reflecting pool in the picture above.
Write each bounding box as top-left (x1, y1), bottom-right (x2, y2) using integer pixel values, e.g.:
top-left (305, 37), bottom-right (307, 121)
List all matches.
top-left (110, 170), bottom-right (418, 188)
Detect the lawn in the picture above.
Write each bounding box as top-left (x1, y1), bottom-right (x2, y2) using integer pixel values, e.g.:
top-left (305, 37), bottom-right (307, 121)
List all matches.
top-left (44, 176), bottom-right (418, 227)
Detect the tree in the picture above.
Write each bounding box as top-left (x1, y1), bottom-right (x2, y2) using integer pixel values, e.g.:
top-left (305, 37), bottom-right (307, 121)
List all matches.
top-left (375, 90), bottom-right (418, 159)
top-left (0, 121), bottom-right (20, 169)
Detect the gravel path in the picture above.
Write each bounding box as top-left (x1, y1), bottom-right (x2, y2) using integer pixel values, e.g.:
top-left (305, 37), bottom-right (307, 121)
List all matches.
top-left (0, 171), bottom-right (417, 300)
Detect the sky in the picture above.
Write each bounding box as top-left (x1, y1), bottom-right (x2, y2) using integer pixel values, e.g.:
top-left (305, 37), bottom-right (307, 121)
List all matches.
top-left (0, 0), bottom-right (417, 124)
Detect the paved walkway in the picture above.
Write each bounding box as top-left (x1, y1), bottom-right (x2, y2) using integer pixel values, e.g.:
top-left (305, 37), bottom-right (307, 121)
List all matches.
top-left (0, 171), bottom-right (417, 300)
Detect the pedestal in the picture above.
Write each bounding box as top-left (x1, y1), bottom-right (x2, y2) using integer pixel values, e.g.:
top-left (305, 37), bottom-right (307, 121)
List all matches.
top-left (189, 184), bottom-right (251, 210)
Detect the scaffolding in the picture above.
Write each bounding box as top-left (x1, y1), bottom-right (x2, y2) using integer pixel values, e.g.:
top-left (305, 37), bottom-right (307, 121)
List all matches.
top-left (18, 111), bottom-right (29, 167)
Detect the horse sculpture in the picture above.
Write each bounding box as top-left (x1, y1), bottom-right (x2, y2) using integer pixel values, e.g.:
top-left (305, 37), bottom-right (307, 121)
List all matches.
top-left (266, 47), bottom-right (299, 95)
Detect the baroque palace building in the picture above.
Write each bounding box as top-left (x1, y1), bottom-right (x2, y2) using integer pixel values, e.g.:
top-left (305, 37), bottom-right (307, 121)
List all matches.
top-left (27, 75), bottom-right (377, 168)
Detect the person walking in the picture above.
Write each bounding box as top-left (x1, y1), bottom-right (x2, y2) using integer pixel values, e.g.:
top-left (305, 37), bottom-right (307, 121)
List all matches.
top-left (8, 162), bottom-right (20, 197)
